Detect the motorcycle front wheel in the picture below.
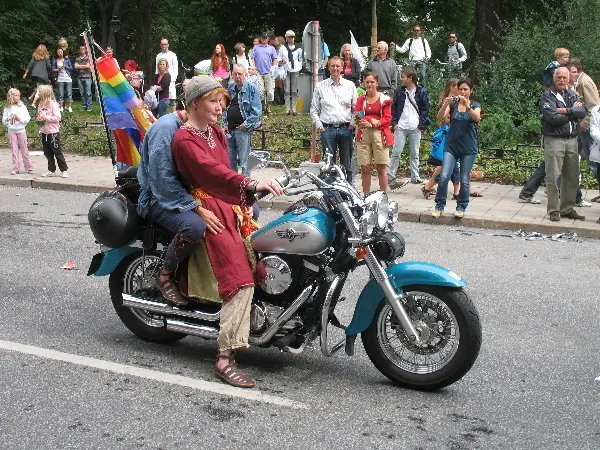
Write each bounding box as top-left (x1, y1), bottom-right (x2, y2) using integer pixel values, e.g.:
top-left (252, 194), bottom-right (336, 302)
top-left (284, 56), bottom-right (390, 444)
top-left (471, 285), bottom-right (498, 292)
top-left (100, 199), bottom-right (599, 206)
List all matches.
top-left (362, 285), bottom-right (481, 390)
top-left (109, 252), bottom-right (186, 344)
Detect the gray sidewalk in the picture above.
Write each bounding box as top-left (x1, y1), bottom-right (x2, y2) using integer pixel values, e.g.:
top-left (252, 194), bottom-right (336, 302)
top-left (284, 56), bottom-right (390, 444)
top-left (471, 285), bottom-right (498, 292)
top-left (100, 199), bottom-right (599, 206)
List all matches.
top-left (2, 147), bottom-right (600, 238)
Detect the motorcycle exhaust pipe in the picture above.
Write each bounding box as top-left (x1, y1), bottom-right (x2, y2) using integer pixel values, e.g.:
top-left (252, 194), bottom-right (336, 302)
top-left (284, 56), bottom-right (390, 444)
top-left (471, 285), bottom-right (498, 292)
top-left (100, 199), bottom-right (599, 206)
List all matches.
top-left (165, 318), bottom-right (219, 340)
top-left (122, 293), bottom-right (220, 322)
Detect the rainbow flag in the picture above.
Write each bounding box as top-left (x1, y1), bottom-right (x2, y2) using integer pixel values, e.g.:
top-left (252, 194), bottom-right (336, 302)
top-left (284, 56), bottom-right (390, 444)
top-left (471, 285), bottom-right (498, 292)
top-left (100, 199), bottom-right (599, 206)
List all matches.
top-left (96, 55), bottom-right (153, 166)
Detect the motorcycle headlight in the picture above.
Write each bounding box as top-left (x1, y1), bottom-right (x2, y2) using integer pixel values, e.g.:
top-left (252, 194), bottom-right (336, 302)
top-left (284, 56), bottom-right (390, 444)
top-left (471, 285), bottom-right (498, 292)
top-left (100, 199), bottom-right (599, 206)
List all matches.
top-left (364, 191), bottom-right (390, 229)
top-left (359, 211), bottom-right (377, 236)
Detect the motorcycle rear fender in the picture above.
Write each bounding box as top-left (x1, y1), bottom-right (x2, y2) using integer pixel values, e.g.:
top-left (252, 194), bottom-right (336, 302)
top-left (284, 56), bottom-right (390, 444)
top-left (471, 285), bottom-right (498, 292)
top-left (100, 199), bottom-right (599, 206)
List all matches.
top-left (345, 262), bottom-right (467, 335)
top-left (90, 246), bottom-right (141, 276)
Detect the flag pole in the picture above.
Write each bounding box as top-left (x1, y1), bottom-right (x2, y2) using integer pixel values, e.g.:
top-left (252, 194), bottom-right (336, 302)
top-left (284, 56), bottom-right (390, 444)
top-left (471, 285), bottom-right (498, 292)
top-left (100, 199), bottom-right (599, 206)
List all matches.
top-left (82, 23), bottom-right (118, 179)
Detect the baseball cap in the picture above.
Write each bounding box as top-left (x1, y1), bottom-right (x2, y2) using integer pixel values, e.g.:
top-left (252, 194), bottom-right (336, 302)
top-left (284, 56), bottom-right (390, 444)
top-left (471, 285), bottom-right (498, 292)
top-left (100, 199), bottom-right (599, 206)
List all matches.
top-left (285, 30), bottom-right (295, 38)
top-left (184, 75), bottom-right (222, 105)
top-left (261, 32), bottom-right (269, 39)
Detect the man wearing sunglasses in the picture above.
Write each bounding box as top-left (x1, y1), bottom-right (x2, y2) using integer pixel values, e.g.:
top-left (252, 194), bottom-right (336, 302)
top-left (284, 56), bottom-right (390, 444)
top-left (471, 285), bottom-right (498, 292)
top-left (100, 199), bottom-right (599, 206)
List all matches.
top-left (395, 25), bottom-right (431, 82)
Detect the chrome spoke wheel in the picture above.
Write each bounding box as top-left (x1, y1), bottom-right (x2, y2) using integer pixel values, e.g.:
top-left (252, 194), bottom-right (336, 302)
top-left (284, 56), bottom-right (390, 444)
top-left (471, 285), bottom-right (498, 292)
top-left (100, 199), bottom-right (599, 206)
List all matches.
top-left (122, 255), bottom-right (165, 328)
top-left (377, 290), bottom-right (460, 374)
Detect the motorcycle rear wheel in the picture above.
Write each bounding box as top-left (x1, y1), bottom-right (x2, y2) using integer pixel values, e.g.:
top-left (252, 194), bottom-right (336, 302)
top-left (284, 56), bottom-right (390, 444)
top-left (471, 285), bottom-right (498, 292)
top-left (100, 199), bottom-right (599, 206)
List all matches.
top-left (109, 252), bottom-right (186, 344)
top-left (362, 285), bottom-right (481, 390)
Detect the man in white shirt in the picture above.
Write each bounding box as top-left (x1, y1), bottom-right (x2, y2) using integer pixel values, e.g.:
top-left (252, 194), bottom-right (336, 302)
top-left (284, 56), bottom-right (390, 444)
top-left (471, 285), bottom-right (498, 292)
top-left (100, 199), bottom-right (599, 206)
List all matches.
top-left (155, 38), bottom-right (178, 112)
top-left (310, 56), bottom-right (358, 182)
top-left (396, 25), bottom-right (431, 82)
top-left (282, 30), bottom-right (303, 115)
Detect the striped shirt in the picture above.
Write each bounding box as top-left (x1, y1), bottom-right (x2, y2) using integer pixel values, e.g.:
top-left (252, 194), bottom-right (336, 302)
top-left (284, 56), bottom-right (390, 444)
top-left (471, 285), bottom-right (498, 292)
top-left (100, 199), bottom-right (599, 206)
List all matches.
top-left (310, 77), bottom-right (358, 129)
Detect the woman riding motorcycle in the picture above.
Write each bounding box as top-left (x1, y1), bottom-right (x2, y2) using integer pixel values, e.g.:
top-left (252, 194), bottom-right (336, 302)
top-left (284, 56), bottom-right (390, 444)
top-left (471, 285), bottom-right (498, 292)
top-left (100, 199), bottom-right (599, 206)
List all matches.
top-left (139, 75), bottom-right (283, 388)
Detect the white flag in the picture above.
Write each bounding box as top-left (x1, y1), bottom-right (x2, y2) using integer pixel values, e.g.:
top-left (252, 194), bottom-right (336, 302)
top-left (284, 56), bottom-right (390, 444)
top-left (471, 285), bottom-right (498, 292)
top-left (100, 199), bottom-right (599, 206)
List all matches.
top-left (350, 30), bottom-right (365, 71)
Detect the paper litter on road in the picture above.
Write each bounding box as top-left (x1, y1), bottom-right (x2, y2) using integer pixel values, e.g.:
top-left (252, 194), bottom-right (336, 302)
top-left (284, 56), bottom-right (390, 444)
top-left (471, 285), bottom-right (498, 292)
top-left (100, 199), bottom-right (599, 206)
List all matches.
top-left (60, 262), bottom-right (79, 270)
top-left (515, 230), bottom-right (581, 242)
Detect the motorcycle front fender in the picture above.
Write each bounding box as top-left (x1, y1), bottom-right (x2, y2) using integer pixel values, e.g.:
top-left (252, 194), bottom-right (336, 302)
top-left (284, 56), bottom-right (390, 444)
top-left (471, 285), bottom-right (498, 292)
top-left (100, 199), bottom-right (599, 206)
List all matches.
top-left (88, 246), bottom-right (141, 277)
top-left (345, 262), bottom-right (467, 335)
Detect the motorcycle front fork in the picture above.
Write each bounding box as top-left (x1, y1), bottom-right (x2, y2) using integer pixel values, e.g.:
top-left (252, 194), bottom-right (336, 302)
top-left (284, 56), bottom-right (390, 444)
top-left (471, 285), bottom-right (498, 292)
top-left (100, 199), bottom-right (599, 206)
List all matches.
top-left (364, 249), bottom-right (420, 342)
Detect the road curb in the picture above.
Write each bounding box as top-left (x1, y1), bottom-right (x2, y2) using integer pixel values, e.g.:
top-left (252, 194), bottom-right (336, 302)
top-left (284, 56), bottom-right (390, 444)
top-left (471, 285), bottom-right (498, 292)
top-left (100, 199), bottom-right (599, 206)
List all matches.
top-left (258, 198), bottom-right (600, 239)
top-left (3, 179), bottom-right (599, 239)
top-left (0, 177), bottom-right (108, 194)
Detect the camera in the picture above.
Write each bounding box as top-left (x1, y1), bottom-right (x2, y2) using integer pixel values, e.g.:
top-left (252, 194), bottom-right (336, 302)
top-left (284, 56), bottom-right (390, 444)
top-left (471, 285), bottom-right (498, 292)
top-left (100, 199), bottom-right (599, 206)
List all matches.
top-left (452, 96), bottom-right (461, 102)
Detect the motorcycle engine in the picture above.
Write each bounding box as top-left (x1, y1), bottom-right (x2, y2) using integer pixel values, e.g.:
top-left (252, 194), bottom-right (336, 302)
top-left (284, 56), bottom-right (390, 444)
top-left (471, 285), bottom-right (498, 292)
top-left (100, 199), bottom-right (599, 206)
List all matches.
top-left (258, 255), bottom-right (293, 295)
top-left (255, 254), bottom-right (322, 306)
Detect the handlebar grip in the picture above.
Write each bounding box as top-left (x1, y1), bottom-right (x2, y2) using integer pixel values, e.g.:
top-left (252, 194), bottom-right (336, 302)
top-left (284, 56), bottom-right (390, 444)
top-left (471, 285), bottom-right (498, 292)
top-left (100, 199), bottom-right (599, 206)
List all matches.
top-left (254, 174), bottom-right (290, 200)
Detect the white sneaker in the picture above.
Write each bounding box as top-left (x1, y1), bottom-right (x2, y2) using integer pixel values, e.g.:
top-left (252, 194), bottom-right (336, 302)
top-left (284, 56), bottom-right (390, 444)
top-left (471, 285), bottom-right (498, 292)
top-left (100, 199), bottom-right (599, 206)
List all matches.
top-left (67, 107), bottom-right (73, 113)
top-left (432, 210), bottom-right (442, 218)
top-left (576, 200), bottom-right (592, 207)
top-left (42, 171), bottom-right (56, 177)
top-left (61, 171), bottom-right (69, 178)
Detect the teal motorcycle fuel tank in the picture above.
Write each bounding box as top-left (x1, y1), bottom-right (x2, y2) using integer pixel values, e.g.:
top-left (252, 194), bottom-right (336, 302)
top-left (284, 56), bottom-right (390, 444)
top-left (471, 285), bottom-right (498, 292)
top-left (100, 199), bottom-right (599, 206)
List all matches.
top-left (251, 207), bottom-right (336, 255)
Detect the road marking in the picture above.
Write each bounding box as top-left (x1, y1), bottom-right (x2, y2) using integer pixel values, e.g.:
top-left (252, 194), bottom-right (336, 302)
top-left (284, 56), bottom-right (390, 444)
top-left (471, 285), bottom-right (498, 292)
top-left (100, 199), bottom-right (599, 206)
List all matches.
top-left (0, 339), bottom-right (308, 409)
top-left (596, 375), bottom-right (600, 382)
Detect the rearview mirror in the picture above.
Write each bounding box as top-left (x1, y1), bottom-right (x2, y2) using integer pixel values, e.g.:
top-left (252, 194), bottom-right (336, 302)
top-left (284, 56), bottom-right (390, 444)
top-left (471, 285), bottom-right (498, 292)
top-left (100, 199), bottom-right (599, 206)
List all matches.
top-left (248, 151), bottom-right (271, 170)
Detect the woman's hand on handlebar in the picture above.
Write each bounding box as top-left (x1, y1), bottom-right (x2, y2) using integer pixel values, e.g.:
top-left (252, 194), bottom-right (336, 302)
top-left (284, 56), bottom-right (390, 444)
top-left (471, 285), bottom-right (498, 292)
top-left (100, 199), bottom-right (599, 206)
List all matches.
top-left (196, 206), bottom-right (225, 234)
top-left (256, 179), bottom-right (284, 196)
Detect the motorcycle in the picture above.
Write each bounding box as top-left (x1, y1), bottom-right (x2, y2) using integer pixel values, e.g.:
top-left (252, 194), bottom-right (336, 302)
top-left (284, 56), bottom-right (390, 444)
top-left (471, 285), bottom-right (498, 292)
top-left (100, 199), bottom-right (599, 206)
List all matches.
top-left (87, 152), bottom-right (481, 390)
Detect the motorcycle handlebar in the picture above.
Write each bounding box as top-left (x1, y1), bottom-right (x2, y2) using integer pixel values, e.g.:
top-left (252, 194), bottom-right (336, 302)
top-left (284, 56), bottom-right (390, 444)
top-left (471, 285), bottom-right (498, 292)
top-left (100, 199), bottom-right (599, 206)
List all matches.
top-left (254, 174), bottom-right (291, 200)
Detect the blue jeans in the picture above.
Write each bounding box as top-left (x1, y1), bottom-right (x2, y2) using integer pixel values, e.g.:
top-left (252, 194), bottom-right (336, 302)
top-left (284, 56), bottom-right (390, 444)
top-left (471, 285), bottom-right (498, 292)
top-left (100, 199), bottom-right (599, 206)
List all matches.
top-left (77, 78), bottom-right (92, 109)
top-left (321, 127), bottom-right (354, 182)
top-left (435, 152), bottom-right (477, 211)
top-left (389, 128), bottom-right (421, 182)
top-left (57, 82), bottom-right (72, 102)
top-left (228, 129), bottom-right (253, 177)
top-left (157, 99), bottom-right (170, 117)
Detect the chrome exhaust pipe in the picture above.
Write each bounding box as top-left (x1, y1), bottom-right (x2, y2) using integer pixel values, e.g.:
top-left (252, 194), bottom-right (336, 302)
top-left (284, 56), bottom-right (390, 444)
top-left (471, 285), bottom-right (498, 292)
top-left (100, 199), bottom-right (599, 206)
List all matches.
top-left (166, 318), bottom-right (219, 340)
top-left (249, 286), bottom-right (313, 346)
top-left (122, 293), bottom-right (220, 322)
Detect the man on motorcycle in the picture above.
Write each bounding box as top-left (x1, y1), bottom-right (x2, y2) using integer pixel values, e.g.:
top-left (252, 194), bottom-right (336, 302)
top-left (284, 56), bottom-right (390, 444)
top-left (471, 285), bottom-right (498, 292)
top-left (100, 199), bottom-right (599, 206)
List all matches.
top-left (137, 78), bottom-right (226, 307)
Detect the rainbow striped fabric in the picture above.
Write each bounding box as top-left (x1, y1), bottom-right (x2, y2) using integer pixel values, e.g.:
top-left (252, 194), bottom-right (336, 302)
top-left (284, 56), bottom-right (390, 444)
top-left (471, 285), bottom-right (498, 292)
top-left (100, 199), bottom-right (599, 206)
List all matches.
top-left (97, 55), bottom-right (153, 166)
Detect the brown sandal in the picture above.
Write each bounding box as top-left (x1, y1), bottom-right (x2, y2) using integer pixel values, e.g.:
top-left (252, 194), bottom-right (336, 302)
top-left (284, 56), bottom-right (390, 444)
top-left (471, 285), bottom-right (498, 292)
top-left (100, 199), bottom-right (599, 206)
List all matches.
top-left (157, 275), bottom-right (188, 306)
top-left (215, 354), bottom-right (256, 388)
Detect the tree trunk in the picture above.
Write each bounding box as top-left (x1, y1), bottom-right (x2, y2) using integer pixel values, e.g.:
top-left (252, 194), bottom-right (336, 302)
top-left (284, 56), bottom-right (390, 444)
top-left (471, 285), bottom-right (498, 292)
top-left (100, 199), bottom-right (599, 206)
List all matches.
top-left (370, 0), bottom-right (377, 58)
top-left (136, 0), bottom-right (154, 83)
top-left (97, 0), bottom-right (108, 48)
top-left (470, 0), bottom-right (501, 81)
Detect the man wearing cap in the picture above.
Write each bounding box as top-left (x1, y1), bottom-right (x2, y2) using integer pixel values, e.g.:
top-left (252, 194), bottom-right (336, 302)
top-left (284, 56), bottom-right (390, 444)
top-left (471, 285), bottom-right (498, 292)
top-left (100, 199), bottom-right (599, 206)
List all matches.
top-left (281, 30), bottom-right (303, 115)
top-left (310, 56), bottom-right (358, 182)
top-left (251, 33), bottom-right (278, 117)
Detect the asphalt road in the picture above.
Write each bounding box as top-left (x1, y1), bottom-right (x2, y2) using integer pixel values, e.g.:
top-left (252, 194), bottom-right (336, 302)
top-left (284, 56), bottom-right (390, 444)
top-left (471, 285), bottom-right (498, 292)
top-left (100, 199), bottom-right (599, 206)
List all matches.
top-left (0, 186), bottom-right (599, 450)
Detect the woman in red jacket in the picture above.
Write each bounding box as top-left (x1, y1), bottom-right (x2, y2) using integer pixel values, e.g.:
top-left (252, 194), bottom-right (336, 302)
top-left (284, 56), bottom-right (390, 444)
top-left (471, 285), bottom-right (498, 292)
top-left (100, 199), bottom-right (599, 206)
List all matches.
top-left (354, 72), bottom-right (394, 193)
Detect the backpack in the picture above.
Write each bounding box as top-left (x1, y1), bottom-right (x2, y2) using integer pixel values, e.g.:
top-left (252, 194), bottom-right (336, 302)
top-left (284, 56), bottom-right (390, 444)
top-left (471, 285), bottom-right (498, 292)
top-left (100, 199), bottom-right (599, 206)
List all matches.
top-left (429, 124), bottom-right (450, 161)
top-left (408, 38), bottom-right (428, 59)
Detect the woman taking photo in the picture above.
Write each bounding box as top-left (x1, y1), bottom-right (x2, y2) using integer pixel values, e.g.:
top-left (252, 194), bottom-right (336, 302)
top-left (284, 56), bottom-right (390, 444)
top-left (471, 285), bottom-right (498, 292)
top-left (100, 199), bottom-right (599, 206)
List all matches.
top-left (23, 44), bottom-right (52, 107)
top-left (211, 44), bottom-right (230, 86)
top-left (153, 58), bottom-right (171, 117)
top-left (354, 72), bottom-right (393, 193)
top-left (340, 43), bottom-right (361, 87)
top-left (171, 76), bottom-right (283, 388)
top-left (421, 78), bottom-right (460, 199)
top-left (432, 78), bottom-right (481, 218)
top-left (52, 48), bottom-right (73, 112)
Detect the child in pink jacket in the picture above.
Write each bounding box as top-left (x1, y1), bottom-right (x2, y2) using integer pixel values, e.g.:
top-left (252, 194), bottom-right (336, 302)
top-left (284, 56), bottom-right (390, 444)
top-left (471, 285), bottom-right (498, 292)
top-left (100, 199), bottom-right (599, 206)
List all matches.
top-left (36, 85), bottom-right (68, 178)
top-left (2, 88), bottom-right (33, 175)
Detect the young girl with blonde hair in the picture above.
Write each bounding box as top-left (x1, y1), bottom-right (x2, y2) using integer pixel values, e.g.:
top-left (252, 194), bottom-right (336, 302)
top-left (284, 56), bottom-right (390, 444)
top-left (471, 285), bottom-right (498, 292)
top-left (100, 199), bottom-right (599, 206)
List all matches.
top-left (36, 85), bottom-right (69, 178)
top-left (2, 88), bottom-right (33, 174)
